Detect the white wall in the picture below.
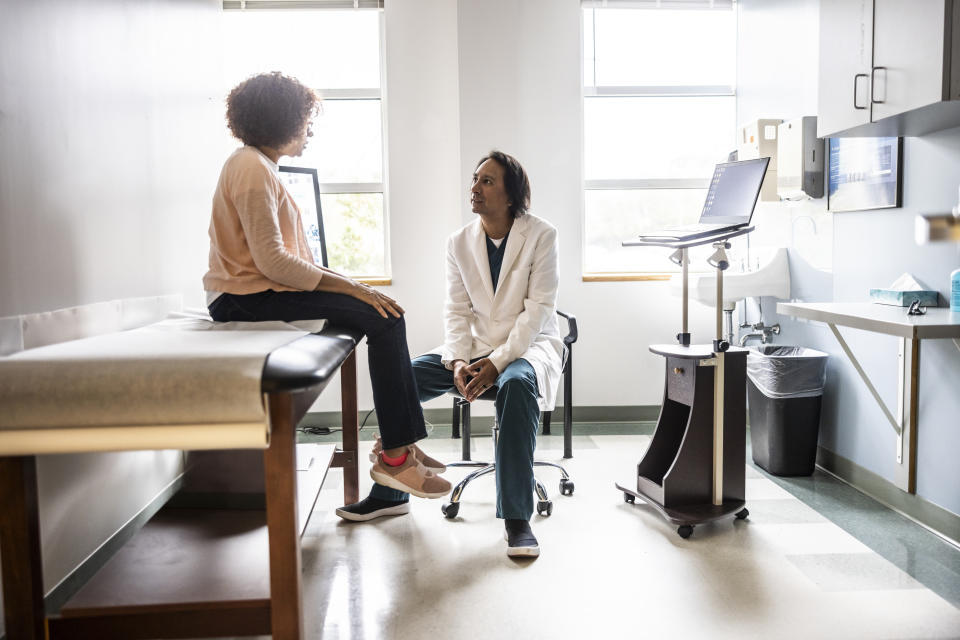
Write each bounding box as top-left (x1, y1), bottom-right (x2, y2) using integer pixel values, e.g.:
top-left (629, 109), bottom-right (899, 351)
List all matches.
top-left (736, 0), bottom-right (832, 273)
top-left (0, 0), bottom-right (223, 625)
top-left (382, 0), bottom-right (463, 396)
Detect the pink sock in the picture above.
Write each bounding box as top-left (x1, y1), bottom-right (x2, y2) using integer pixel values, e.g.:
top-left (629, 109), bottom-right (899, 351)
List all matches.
top-left (381, 450), bottom-right (408, 466)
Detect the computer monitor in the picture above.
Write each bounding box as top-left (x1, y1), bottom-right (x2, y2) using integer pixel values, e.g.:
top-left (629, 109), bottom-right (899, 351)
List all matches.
top-left (278, 165), bottom-right (328, 267)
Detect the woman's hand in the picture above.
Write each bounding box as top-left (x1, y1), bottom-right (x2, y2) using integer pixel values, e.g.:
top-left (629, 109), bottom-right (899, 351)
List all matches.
top-left (461, 358), bottom-right (499, 402)
top-left (313, 270), bottom-right (404, 318)
top-left (351, 281), bottom-right (404, 318)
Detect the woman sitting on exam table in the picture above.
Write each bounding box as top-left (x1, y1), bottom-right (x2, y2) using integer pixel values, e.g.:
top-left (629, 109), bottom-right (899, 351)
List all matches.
top-left (202, 71), bottom-right (450, 502)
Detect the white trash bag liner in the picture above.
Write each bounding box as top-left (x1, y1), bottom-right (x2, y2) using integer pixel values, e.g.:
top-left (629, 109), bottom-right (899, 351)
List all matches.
top-left (747, 345), bottom-right (828, 399)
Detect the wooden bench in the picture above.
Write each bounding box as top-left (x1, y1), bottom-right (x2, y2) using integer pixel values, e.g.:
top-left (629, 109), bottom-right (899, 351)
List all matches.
top-left (0, 324), bottom-right (362, 639)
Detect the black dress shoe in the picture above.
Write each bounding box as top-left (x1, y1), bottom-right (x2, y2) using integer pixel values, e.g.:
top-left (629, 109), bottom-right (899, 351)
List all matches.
top-left (504, 519), bottom-right (540, 557)
top-left (335, 496), bottom-right (410, 522)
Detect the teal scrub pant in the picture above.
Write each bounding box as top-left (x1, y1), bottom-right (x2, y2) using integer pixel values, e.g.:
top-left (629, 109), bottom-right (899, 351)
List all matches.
top-left (370, 353), bottom-right (540, 520)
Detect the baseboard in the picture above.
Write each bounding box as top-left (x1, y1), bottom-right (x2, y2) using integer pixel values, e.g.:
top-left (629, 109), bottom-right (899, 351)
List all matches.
top-left (816, 446), bottom-right (960, 548)
top-left (41, 473), bottom-right (185, 616)
top-left (302, 405), bottom-right (662, 430)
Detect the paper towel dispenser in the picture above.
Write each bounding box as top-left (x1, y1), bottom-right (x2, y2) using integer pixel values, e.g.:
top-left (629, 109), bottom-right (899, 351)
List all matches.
top-left (737, 119), bottom-right (781, 201)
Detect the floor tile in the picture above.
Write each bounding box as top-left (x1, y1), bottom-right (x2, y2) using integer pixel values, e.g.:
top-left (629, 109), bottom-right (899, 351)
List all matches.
top-left (787, 552), bottom-right (925, 591)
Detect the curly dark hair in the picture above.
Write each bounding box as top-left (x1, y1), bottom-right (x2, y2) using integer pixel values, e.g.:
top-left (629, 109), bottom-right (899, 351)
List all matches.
top-left (475, 150), bottom-right (531, 219)
top-left (226, 72), bottom-right (319, 149)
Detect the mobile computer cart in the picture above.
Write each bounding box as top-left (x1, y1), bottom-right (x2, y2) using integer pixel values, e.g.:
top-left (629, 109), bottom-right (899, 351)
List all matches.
top-left (616, 227), bottom-right (753, 539)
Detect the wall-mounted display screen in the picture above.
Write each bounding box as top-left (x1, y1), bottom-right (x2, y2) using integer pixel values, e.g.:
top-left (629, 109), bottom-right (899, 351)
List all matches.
top-left (827, 137), bottom-right (902, 213)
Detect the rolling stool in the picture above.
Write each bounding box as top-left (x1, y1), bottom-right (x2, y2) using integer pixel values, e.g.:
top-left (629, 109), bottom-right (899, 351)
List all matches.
top-left (440, 386), bottom-right (573, 519)
top-left (441, 311), bottom-right (578, 519)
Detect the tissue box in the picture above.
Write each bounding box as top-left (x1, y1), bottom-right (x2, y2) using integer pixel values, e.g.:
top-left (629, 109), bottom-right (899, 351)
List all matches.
top-left (869, 289), bottom-right (939, 307)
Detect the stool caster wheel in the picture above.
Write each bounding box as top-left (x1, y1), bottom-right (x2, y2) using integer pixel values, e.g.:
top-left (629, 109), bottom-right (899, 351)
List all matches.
top-left (560, 479), bottom-right (574, 496)
top-left (623, 492), bottom-right (635, 504)
top-left (735, 508), bottom-right (749, 520)
top-left (441, 502), bottom-right (459, 519)
top-left (677, 525), bottom-right (694, 539)
top-left (537, 500), bottom-right (553, 516)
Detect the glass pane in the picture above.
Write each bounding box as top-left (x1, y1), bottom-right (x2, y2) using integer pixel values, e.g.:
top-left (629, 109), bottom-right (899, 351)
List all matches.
top-left (223, 10), bottom-right (381, 90)
top-left (584, 96), bottom-right (735, 180)
top-left (584, 189), bottom-right (713, 273)
top-left (320, 193), bottom-right (385, 277)
top-left (588, 8), bottom-right (736, 87)
top-left (294, 99), bottom-right (382, 183)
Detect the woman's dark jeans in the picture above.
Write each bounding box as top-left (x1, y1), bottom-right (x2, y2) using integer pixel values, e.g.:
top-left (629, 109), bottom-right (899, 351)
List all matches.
top-left (209, 290), bottom-right (427, 449)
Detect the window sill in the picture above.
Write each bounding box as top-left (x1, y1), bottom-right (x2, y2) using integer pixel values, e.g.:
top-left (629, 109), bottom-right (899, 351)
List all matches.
top-left (355, 277), bottom-right (392, 286)
top-left (582, 273), bottom-right (672, 282)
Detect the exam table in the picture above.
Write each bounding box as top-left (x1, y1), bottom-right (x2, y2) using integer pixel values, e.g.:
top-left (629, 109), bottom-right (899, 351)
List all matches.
top-left (0, 312), bottom-right (362, 639)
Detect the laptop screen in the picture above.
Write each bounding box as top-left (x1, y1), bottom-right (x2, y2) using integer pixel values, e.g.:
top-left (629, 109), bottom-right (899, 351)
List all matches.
top-left (699, 157), bottom-right (770, 224)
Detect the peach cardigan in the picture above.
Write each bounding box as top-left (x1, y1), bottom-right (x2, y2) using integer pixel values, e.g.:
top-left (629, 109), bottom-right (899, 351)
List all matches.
top-left (203, 147), bottom-right (323, 299)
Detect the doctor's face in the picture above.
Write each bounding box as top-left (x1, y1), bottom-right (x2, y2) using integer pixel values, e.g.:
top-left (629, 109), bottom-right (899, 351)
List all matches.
top-left (470, 159), bottom-right (511, 218)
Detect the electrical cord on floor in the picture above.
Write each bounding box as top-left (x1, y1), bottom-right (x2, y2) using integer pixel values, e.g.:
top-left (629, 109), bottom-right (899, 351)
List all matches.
top-left (300, 409), bottom-right (438, 438)
top-left (299, 408), bottom-right (376, 436)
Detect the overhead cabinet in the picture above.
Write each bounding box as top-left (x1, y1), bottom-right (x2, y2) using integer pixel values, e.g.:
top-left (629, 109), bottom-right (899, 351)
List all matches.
top-left (818, 0), bottom-right (960, 138)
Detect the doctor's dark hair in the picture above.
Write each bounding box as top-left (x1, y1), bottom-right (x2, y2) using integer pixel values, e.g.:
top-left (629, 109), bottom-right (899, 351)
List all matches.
top-left (226, 72), bottom-right (319, 149)
top-left (476, 150), bottom-right (530, 219)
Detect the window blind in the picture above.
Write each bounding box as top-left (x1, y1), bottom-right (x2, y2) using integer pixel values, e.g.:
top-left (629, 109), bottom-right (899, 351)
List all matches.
top-left (223, 1), bottom-right (382, 10)
top-left (581, 0), bottom-right (733, 9)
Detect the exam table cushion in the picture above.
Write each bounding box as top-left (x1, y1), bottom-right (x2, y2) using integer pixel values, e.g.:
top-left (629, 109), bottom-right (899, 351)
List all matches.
top-left (0, 315), bottom-right (326, 455)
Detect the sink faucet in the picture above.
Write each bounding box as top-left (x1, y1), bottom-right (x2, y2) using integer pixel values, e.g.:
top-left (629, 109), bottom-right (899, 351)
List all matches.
top-left (738, 322), bottom-right (781, 346)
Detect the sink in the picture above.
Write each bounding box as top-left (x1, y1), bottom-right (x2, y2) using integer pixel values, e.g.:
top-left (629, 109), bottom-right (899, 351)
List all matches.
top-left (672, 247), bottom-right (791, 311)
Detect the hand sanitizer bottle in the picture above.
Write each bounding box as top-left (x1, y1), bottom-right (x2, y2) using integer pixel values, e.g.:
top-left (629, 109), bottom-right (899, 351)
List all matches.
top-left (952, 267), bottom-right (960, 312)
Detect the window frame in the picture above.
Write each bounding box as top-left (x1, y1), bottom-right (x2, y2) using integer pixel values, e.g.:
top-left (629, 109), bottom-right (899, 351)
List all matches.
top-left (581, 3), bottom-right (738, 280)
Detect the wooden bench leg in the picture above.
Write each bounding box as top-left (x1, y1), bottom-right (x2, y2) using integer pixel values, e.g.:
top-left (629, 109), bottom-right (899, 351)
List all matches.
top-left (0, 456), bottom-right (46, 640)
top-left (340, 350), bottom-right (359, 505)
top-left (265, 392), bottom-right (304, 640)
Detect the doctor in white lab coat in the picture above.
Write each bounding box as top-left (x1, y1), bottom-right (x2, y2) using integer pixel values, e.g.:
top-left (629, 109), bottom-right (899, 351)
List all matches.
top-left (338, 151), bottom-right (561, 558)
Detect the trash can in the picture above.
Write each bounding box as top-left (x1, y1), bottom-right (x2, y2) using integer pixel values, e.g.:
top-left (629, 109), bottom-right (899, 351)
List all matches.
top-left (746, 345), bottom-right (829, 476)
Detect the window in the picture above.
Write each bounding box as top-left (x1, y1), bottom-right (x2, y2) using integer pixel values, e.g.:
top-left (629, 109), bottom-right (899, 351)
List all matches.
top-left (582, 2), bottom-right (737, 276)
top-left (222, 4), bottom-right (388, 280)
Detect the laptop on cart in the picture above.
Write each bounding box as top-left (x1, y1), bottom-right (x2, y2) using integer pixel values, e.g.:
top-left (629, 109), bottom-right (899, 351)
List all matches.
top-left (638, 157), bottom-right (770, 243)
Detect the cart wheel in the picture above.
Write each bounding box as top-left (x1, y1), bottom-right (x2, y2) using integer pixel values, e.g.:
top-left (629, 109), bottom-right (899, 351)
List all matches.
top-left (559, 479), bottom-right (575, 496)
top-left (537, 500), bottom-right (553, 516)
top-left (677, 525), bottom-right (694, 539)
top-left (623, 492), bottom-right (635, 504)
top-left (735, 508), bottom-right (749, 520)
top-left (441, 502), bottom-right (459, 519)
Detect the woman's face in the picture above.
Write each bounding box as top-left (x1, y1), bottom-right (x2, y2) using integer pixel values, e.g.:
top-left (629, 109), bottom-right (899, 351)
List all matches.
top-left (470, 159), bottom-right (511, 218)
top-left (278, 120), bottom-right (313, 158)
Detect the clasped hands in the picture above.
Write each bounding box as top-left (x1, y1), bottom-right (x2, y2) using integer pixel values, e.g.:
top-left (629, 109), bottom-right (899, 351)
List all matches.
top-left (453, 358), bottom-right (499, 402)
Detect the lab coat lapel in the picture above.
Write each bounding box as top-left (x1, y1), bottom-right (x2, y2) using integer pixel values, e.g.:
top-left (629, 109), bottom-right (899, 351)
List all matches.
top-left (470, 221), bottom-right (496, 302)
top-left (494, 217), bottom-right (527, 300)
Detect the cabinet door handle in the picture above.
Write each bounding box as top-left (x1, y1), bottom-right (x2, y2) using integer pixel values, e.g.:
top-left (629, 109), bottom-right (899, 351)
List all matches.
top-left (871, 66), bottom-right (887, 104)
top-left (853, 73), bottom-right (869, 110)
top-left (673, 367), bottom-right (684, 375)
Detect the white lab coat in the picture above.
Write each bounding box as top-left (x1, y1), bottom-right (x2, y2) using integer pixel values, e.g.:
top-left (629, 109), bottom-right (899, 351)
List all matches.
top-left (433, 213), bottom-right (564, 411)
